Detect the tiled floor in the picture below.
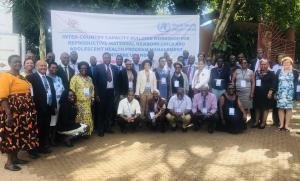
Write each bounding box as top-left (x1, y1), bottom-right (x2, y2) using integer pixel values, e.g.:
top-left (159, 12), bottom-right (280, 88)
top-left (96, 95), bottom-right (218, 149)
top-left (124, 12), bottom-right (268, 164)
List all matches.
top-left (1, 125), bottom-right (300, 181)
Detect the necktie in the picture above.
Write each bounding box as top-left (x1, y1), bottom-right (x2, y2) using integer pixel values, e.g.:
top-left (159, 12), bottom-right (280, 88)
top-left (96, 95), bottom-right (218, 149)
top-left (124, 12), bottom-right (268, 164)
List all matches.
top-left (107, 65), bottom-right (112, 82)
top-left (202, 95), bottom-right (206, 108)
top-left (42, 75), bottom-right (52, 105)
top-left (188, 65), bottom-right (192, 78)
top-left (64, 66), bottom-right (69, 81)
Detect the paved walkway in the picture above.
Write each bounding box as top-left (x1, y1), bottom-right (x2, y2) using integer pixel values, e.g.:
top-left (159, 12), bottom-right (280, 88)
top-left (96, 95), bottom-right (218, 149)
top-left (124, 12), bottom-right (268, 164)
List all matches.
top-left (1, 125), bottom-right (300, 181)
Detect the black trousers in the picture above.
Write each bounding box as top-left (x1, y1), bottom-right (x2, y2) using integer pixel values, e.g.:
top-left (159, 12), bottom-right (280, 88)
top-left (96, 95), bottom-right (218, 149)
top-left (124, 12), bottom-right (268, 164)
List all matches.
top-left (192, 113), bottom-right (218, 132)
top-left (118, 116), bottom-right (140, 132)
top-left (97, 89), bottom-right (115, 134)
top-left (37, 111), bottom-right (51, 148)
top-left (149, 114), bottom-right (167, 132)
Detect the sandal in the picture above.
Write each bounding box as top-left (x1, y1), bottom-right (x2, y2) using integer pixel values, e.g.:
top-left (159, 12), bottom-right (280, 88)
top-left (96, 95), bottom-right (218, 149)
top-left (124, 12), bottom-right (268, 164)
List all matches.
top-left (4, 164), bottom-right (21, 171)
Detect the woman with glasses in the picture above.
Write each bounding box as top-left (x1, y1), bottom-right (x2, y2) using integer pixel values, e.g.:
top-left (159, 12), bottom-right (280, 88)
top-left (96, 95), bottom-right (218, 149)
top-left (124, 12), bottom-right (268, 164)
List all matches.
top-left (252, 59), bottom-right (276, 129)
top-left (70, 61), bottom-right (94, 135)
top-left (232, 58), bottom-right (255, 121)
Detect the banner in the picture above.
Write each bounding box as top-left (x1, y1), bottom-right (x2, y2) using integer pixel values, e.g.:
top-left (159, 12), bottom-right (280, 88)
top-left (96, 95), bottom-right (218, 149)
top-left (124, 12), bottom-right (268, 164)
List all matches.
top-left (0, 34), bottom-right (21, 71)
top-left (0, 4), bottom-right (12, 33)
top-left (51, 10), bottom-right (199, 63)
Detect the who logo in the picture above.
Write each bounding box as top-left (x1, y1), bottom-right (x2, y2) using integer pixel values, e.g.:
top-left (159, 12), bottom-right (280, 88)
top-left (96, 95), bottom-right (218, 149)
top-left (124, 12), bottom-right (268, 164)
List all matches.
top-left (157, 23), bottom-right (171, 33)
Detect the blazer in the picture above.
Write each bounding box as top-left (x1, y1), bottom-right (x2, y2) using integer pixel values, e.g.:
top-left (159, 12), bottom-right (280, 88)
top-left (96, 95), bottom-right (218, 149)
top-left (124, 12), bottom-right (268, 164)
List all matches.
top-left (57, 65), bottom-right (75, 89)
top-left (170, 72), bottom-right (189, 95)
top-left (119, 69), bottom-right (137, 96)
top-left (250, 58), bottom-right (259, 72)
top-left (183, 64), bottom-right (196, 82)
top-left (26, 72), bottom-right (57, 116)
top-left (94, 63), bottom-right (119, 98)
top-left (135, 70), bottom-right (157, 95)
top-left (148, 97), bottom-right (166, 114)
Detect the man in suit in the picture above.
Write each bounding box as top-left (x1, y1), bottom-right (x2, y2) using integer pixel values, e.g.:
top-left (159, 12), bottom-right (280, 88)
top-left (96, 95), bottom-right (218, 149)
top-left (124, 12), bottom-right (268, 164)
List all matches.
top-left (27, 60), bottom-right (56, 154)
top-left (116, 55), bottom-right (124, 71)
top-left (94, 52), bottom-right (119, 137)
top-left (46, 52), bottom-right (56, 64)
top-left (89, 56), bottom-right (97, 78)
top-left (70, 51), bottom-right (79, 74)
top-left (250, 48), bottom-right (264, 72)
top-left (57, 52), bottom-right (75, 89)
top-left (183, 55), bottom-right (196, 98)
top-left (182, 50), bottom-right (189, 66)
top-left (119, 59), bottom-right (137, 98)
top-left (132, 54), bottom-right (142, 72)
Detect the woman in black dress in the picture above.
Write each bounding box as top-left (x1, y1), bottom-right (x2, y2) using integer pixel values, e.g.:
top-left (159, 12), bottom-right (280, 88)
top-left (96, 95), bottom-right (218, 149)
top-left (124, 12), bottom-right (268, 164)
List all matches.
top-left (219, 83), bottom-right (247, 133)
top-left (252, 59), bottom-right (276, 129)
top-left (57, 89), bottom-right (88, 147)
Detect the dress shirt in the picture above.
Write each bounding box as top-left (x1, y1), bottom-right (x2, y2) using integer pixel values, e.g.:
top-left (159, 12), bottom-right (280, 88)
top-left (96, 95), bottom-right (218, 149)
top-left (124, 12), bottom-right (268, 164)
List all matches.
top-left (192, 92), bottom-right (217, 114)
top-left (70, 63), bottom-right (79, 74)
top-left (134, 64), bottom-right (141, 73)
top-left (37, 72), bottom-right (52, 105)
top-left (117, 98), bottom-right (141, 116)
top-left (167, 94), bottom-right (192, 113)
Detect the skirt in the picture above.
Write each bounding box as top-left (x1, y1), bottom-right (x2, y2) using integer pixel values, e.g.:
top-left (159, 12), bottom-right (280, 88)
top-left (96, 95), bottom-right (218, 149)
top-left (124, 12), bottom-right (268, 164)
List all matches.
top-left (0, 93), bottom-right (39, 153)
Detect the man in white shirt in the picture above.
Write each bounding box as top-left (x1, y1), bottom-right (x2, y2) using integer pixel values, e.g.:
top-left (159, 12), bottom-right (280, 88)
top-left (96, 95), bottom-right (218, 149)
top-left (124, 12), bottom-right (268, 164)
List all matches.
top-left (117, 89), bottom-right (141, 133)
top-left (166, 87), bottom-right (192, 132)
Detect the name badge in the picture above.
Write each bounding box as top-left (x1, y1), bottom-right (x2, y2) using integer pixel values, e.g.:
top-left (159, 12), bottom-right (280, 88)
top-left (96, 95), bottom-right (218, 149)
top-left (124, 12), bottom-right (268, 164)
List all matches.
top-left (30, 88), bottom-right (34, 97)
top-left (128, 81), bottom-right (133, 89)
top-left (150, 112), bottom-right (155, 119)
top-left (241, 80), bottom-right (246, 88)
top-left (161, 77), bottom-right (167, 85)
top-left (256, 79), bottom-right (261, 87)
top-left (216, 79), bottom-right (222, 86)
top-left (175, 108), bottom-right (182, 113)
top-left (174, 80), bottom-right (179, 87)
top-left (83, 88), bottom-right (90, 96)
top-left (229, 108), bottom-right (235, 116)
top-left (202, 108), bottom-right (207, 114)
top-left (297, 85), bottom-right (300, 92)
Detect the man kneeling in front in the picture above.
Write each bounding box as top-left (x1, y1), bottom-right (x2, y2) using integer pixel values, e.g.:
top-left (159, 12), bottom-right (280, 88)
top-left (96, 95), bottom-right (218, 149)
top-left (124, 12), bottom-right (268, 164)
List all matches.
top-left (192, 85), bottom-right (218, 133)
top-left (166, 87), bottom-right (192, 132)
top-left (117, 89), bottom-right (141, 133)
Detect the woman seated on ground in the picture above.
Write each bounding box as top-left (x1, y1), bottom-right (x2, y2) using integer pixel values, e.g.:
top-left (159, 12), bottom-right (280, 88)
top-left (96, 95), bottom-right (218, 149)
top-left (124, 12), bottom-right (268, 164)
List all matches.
top-left (219, 83), bottom-right (247, 133)
top-left (57, 89), bottom-right (89, 147)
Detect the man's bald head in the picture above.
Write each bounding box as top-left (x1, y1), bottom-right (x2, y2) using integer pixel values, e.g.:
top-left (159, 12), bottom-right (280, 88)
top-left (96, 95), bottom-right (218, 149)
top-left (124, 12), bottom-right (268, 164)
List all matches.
top-left (60, 52), bottom-right (70, 66)
top-left (36, 60), bottom-right (48, 75)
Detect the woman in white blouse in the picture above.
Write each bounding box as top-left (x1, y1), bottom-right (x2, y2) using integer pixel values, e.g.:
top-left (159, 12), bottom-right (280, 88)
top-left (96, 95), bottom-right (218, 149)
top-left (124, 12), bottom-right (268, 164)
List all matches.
top-left (192, 60), bottom-right (211, 93)
top-left (135, 60), bottom-right (157, 120)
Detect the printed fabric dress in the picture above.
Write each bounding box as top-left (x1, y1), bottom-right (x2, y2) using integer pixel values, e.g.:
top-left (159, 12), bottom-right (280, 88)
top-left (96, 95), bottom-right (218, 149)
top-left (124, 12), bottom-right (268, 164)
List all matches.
top-left (70, 74), bottom-right (94, 135)
top-left (0, 72), bottom-right (39, 153)
top-left (277, 71), bottom-right (294, 109)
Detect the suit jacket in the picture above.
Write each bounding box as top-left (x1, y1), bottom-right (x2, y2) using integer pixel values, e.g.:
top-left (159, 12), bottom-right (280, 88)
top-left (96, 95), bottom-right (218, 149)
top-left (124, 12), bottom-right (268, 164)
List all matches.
top-left (183, 64), bottom-right (196, 84)
top-left (26, 72), bottom-right (57, 116)
top-left (119, 69), bottom-right (137, 96)
top-left (94, 63), bottom-right (119, 98)
top-left (250, 58), bottom-right (258, 72)
top-left (135, 70), bottom-right (157, 95)
top-left (148, 97), bottom-right (166, 114)
top-left (57, 65), bottom-right (75, 89)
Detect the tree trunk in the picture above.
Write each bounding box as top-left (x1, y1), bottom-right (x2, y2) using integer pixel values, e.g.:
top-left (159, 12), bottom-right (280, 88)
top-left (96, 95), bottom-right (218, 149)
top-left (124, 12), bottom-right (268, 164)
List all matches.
top-left (208, 0), bottom-right (238, 57)
top-left (39, 20), bottom-right (46, 61)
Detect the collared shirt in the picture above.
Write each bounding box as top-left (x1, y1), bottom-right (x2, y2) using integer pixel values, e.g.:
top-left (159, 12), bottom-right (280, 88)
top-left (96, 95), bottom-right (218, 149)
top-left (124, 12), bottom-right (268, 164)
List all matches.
top-left (254, 58), bottom-right (261, 72)
top-left (167, 94), bottom-right (192, 113)
top-left (192, 92), bottom-right (217, 114)
top-left (105, 64), bottom-right (114, 88)
top-left (70, 63), bottom-right (79, 74)
top-left (37, 72), bottom-right (52, 105)
top-left (134, 64), bottom-right (140, 73)
top-left (117, 98), bottom-right (141, 116)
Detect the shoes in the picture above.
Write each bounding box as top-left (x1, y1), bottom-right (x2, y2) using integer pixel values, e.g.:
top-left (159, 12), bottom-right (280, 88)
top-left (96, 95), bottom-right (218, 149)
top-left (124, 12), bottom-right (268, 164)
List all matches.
top-left (106, 129), bottom-right (114, 134)
top-left (98, 132), bottom-right (104, 137)
top-left (13, 159), bottom-right (29, 165)
top-left (4, 164), bottom-right (21, 171)
top-left (251, 124), bottom-right (259, 128)
top-left (28, 150), bottom-right (40, 159)
top-left (278, 127), bottom-right (285, 131)
top-left (259, 124), bottom-right (266, 129)
top-left (208, 128), bottom-right (214, 134)
top-left (182, 128), bottom-right (187, 132)
top-left (171, 127), bottom-right (177, 131)
top-left (64, 141), bottom-right (74, 147)
top-left (38, 147), bottom-right (52, 154)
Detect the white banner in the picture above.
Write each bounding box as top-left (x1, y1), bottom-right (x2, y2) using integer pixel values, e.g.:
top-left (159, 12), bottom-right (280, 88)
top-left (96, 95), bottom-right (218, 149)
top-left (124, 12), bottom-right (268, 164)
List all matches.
top-left (0, 34), bottom-right (20, 71)
top-left (0, 5), bottom-right (13, 33)
top-left (51, 10), bottom-right (199, 63)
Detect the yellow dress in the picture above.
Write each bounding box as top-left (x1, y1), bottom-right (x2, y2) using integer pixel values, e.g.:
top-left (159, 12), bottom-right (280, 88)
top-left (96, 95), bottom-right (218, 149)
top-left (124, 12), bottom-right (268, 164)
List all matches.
top-left (70, 74), bottom-right (94, 135)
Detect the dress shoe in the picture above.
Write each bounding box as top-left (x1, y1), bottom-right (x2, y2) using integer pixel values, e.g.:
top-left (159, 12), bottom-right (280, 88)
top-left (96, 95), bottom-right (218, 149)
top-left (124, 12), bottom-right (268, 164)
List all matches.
top-left (38, 147), bottom-right (52, 154)
top-left (106, 129), bottom-right (114, 134)
top-left (28, 150), bottom-right (40, 159)
top-left (98, 132), bottom-right (104, 137)
top-left (182, 127), bottom-right (187, 132)
top-left (4, 164), bottom-right (21, 171)
top-left (13, 159), bottom-right (29, 165)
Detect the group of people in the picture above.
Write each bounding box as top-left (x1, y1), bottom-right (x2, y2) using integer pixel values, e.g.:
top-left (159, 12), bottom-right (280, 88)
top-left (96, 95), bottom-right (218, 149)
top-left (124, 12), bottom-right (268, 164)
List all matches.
top-left (0, 48), bottom-right (299, 171)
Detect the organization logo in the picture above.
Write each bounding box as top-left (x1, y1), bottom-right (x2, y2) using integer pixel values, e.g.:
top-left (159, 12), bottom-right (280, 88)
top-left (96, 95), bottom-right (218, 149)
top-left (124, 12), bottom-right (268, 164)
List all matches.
top-left (67, 18), bottom-right (79, 29)
top-left (157, 23), bottom-right (171, 33)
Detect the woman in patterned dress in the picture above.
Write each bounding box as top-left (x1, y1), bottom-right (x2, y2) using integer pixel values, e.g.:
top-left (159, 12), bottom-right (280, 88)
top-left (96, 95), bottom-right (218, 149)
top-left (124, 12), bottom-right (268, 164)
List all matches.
top-left (48, 62), bottom-right (65, 145)
top-left (70, 61), bottom-right (94, 135)
top-left (0, 55), bottom-right (39, 171)
top-left (276, 57), bottom-right (299, 131)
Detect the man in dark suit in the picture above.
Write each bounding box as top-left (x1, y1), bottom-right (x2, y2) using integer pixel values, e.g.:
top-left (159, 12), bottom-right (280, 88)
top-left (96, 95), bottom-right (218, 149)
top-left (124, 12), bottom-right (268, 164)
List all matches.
top-left (250, 48), bottom-right (264, 72)
top-left (183, 55), bottom-right (196, 98)
top-left (132, 54), bottom-right (142, 73)
top-left (116, 55), bottom-right (124, 71)
top-left (94, 52), bottom-right (119, 136)
top-left (57, 52), bottom-right (75, 89)
top-left (27, 60), bottom-right (56, 154)
top-left (89, 56), bottom-right (97, 79)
